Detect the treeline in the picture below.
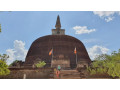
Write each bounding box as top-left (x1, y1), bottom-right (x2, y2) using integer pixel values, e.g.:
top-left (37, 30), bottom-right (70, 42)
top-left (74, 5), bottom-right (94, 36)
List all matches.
top-left (88, 49), bottom-right (120, 78)
top-left (0, 54), bottom-right (10, 75)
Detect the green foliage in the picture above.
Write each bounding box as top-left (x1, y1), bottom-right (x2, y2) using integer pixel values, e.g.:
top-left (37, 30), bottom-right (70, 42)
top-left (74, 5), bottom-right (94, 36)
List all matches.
top-left (35, 61), bottom-right (46, 68)
top-left (9, 60), bottom-right (19, 67)
top-left (0, 60), bottom-right (10, 75)
top-left (88, 49), bottom-right (120, 78)
top-left (0, 54), bottom-right (10, 75)
top-left (0, 54), bottom-right (9, 62)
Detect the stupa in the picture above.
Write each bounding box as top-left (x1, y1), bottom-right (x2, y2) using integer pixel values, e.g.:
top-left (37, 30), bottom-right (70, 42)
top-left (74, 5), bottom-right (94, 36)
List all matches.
top-left (24, 15), bottom-right (91, 69)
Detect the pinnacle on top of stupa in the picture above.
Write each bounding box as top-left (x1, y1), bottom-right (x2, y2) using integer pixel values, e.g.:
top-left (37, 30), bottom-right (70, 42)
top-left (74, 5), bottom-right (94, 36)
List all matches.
top-left (55, 15), bottom-right (61, 29)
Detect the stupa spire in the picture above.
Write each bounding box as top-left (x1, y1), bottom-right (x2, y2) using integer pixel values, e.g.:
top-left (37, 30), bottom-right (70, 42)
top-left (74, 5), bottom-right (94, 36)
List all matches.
top-left (52, 15), bottom-right (65, 35)
top-left (55, 15), bottom-right (61, 29)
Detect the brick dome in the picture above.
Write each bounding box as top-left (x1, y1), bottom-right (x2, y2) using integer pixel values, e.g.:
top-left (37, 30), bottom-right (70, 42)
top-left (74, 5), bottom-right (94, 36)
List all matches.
top-left (24, 35), bottom-right (91, 68)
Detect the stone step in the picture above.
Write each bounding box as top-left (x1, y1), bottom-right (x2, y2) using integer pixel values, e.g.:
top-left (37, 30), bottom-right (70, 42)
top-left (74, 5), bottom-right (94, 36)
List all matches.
top-left (53, 70), bottom-right (85, 79)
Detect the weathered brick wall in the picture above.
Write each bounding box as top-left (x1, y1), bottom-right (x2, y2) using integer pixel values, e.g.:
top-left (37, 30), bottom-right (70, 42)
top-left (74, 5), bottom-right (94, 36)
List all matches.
top-left (77, 60), bottom-right (89, 68)
top-left (0, 68), bottom-right (54, 79)
top-left (51, 60), bottom-right (70, 68)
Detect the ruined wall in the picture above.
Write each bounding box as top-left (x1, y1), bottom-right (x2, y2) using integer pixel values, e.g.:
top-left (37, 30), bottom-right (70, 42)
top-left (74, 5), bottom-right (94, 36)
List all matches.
top-left (0, 68), bottom-right (54, 79)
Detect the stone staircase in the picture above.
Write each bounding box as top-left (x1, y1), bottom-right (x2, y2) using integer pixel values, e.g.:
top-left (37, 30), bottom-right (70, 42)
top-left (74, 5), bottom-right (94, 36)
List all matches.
top-left (54, 70), bottom-right (86, 79)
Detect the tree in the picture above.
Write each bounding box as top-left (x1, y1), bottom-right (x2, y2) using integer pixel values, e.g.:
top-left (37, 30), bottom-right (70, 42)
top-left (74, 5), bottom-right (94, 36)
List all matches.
top-left (0, 54), bottom-right (10, 75)
top-left (9, 60), bottom-right (19, 67)
top-left (87, 49), bottom-right (120, 78)
top-left (9, 60), bottom-right (24, 67)
top-left (35, 61), bottom-right (46, 68)
top-left (0, 54), bottom-right (9, 62)
top-left (0, 60), bottom-right (10, 75)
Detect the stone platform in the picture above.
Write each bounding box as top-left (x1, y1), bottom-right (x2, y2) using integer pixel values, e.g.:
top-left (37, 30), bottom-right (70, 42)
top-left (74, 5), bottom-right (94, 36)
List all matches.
top-left (54, 70), bottom-right (86, 79)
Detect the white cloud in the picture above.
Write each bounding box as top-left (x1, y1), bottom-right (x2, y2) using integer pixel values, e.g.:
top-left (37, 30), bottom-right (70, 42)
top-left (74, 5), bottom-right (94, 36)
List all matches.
top-left (87, 45), bottom-right (110, 60)
top-left (73, 26), bottom-right (96, 34)
top-left (105, 16), bottom-right (114, 22)
top-left (93, 11), bottom-right (120, 22)
top-left (6, 40), bottom-right (28, 65)
top-left (93, 11), bottom-right (115, 17)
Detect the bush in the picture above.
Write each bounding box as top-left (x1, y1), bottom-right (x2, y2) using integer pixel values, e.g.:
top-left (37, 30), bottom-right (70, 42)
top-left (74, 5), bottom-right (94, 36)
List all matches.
top-left (35, 61), bottom-right (46, 68)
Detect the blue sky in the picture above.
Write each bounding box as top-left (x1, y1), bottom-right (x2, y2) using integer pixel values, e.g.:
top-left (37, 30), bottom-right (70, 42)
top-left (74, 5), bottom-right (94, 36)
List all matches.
top-left (0, 11), bottom-right (120, 64)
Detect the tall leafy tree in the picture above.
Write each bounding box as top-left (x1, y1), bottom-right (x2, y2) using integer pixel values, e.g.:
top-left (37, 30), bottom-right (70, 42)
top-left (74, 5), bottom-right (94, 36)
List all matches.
top-left (0, 60), bottom-right (10, 75)
top-left (0, 54), bottom-right (10, 75)
top-left (88, 49), bottom-right (120, 78)
top-left (0, 54), bottom-right (9, 62)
